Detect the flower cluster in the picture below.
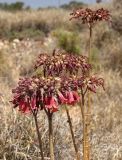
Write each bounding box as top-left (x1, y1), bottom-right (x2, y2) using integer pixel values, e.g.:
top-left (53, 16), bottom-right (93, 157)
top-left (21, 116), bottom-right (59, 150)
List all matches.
top-left (35, 52), bottom-right (91, 76)
top-left (11, 78), bottom-right (39, 113)
top-left (70, 8), bottom-right (110, 25)
top-left (84, 76), bottom-right (105, 93)
top-left (11, 75), bottom-right (104, 113)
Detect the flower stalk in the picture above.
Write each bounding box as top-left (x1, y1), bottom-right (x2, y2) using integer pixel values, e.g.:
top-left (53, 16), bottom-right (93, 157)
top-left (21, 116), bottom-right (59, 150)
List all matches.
top-left (80, 88), bottom-right (89, 160)
top-left (47, 112), bottom-right (55, 160)
top-left (33, 112), bottom-right (44, 160)
top-left (65, 105), bottom-right (80, 160)
top-left (83, 23), bottom-right (93, 160)
top-left (88, 24), bottom-right (92, 64)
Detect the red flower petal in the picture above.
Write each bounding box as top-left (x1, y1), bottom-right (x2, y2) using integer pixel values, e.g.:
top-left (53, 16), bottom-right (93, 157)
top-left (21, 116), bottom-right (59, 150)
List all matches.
top-left (67, 91), bottom-right (75, 105)
top-left (72, 91), bottom-right (80, 102)
top-left (19, 101), bottom-right (30, 113)
top-left (58, 91), bottom-right (67, 104)
top-left (45, 97), bottom-right (58, 112)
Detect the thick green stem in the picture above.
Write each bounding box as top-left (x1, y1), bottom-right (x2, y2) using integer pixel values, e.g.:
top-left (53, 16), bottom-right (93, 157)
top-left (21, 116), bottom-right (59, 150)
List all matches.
top-left (48, 113), bottom-right (55, 160)
top-left (65, 106), bottom-right (80, 160)
top-left (34, 114), bottom-right (44, 160)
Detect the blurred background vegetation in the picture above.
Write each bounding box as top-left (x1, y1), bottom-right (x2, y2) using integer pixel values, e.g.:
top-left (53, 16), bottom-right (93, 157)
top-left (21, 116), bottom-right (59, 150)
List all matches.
top-left (0, 1), bottom-right (30, 11)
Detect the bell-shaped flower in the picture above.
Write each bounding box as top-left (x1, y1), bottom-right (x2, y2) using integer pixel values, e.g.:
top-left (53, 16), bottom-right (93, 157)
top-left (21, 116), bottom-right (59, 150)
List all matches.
top-left (19, 100), bottom-right (30, 113)
top-left (87, 76), bottom-right (104, 93)
top-left (87, 83), bottom-right (96, 93)
top-left (66, 91), bottom-right (75, 105)
top-left (45, 97), bottom-right (58, 112)
top-left (57, 91), bottom-right (67, 104)
top-left (66, 91), bottom-right (80, 105)
top-left (72, 91), bottom-right (80, 102)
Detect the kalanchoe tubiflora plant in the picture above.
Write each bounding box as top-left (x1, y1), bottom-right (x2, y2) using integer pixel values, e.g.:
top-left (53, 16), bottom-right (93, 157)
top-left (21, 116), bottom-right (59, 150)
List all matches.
top-left (34, 51), bottom-right (92, 160)
top-left (11, 51), bottom-right (104, 160)
top-left (70, 8), bottom-right (110, 61)
top-left (35, 52), bottom-right (91, 76)
top-left (70, 8), bottom-right (110, 26)
top-left (70, 8), bottom-right (110, 160)
top-left (35, 52), bottom-right (91, 160)
top-left (11, 77), bottom-right (45, 160)
top-left (11, 7), bottom-right (109, 160)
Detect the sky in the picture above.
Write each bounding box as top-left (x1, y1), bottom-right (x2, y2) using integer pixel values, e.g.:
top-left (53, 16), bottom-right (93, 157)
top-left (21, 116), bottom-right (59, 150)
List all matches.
top-left (0, 0), bottom-right (98, 8)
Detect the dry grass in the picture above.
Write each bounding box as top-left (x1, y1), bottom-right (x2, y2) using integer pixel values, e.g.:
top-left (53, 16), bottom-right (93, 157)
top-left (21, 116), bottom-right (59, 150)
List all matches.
top-left (0, 9), bottom-right (79, 40)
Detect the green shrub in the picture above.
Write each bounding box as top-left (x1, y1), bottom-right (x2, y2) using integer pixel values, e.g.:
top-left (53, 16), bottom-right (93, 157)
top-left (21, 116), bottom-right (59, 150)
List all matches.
top-left (0, 2), bottom-right (25, 11)
top-left (60, 1), bottom-right (86, 10)
top-left (53, 30), bottom-right (81, 54)
top-left (112, 0), bottom-right (122, 33)
top-left (0, 28), bottom-right (45, 40)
